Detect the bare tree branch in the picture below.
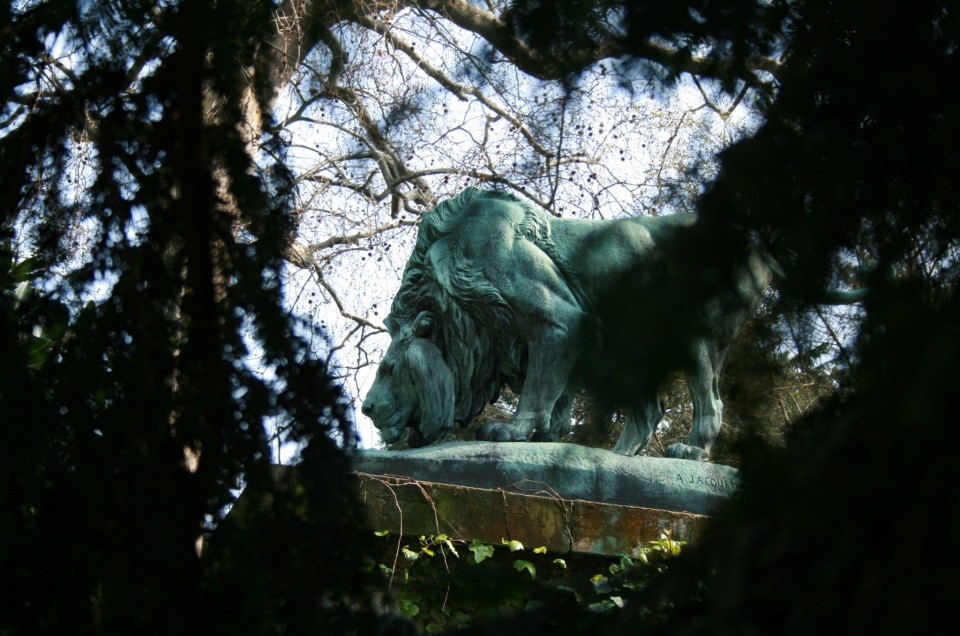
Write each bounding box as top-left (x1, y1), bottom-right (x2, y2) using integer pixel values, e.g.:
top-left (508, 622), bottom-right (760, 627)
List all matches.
top-left (410, 0), bottom-right (780, 84)
top-left (306, 218), bottom-right (419, 252)
top-left (354, 12), bottom-right (554, 158)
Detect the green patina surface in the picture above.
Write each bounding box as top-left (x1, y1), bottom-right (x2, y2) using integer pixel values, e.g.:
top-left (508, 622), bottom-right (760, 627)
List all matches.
top-left (361, 188), bottom-right (775, 461)
top-left (228, 444), bottom-right (734, 557)
top-left (352, 441), bottom-right (739, 516)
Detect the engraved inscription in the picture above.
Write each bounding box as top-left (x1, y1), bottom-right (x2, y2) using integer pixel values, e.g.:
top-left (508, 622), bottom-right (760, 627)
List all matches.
top-left (674, 473), bottom-right (739, 491)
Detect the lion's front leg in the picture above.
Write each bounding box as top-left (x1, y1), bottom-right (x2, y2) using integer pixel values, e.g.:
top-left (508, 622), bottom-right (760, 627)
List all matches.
top-left (477, 326), bottom-right (579, 442)
top-left (474, 233), bottom-right (587, 444)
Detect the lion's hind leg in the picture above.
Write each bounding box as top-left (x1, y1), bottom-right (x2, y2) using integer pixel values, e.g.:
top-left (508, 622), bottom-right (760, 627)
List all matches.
top-left (667, 339), bottom-right (723, 462)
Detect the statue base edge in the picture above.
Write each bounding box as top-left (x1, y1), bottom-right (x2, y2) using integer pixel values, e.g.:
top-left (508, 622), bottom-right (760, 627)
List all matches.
top-left (351, 441), bottom-right (740, 516)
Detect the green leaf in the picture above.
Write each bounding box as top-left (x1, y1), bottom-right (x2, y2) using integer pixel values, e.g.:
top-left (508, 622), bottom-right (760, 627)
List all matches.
top-left (373, 529), bottom-right (390, 537)
top-left (533, 546), bottom-right (547, 554)
top-left (26, 337), bottom-right (53, 368)
top-left (398, 599), bottom-right (420, 618)
top-left (402, 547), bottom-right (419, 561)
top-left (588, 600), bottom-right (616, 613)
top-left (468, 539), bottom-right (494, 564)
top-left (9, 257), bottom-right (41, 283)
top-left (513, 559), bottom-right (536, 579)
top-left (14, 281), bottom-right (31, 305)
top-left (442, 538), bottom-right (459, 558)
top-left (591, 574), bottom-right (612, 594)
top-left (502, 538), bottom-right (524, 552)
top-left (552, 558), bottom-right (567, 569)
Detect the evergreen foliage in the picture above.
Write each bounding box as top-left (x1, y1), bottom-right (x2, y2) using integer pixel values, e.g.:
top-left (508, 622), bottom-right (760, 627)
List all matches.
top-left (1, 1), bottom-right (378, 632)
top-left (1, 0), bottom-right (958, 633)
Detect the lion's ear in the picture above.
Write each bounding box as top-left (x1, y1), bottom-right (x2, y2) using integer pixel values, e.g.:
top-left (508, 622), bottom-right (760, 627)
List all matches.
top-left (405, 338), bottom-right (454, 445)
top-left (413, 311), bottom-right (437, 338)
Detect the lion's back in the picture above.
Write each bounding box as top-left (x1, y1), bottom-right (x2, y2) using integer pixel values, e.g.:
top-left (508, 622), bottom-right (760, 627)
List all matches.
top-left (544, 214), bottom-right (693, 307)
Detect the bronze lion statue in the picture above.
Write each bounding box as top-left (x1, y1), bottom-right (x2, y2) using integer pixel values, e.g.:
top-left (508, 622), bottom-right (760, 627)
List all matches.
top-left (361, 188), bottom-right (857, 461)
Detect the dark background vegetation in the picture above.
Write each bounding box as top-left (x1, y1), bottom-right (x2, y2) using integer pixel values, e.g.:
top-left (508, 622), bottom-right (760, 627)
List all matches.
top-left (2, 0), bottom-right (958, 633)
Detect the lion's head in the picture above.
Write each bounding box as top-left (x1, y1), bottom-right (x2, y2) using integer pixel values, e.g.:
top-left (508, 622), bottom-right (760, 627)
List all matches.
top-left (362, 311), bottom-right (455, 447)
top-left (362, 189), bottom-right (542, 447)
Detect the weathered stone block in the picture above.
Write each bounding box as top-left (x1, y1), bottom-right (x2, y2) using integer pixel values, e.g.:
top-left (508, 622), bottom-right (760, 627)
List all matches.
top-left (351, 441), bottom-right (739, 516)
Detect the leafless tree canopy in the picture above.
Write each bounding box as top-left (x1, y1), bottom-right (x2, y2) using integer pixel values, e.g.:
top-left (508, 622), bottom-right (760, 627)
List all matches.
top-left (243, 1), bottom-right (765, 440)
top-left (7, 0), bottom-right (793, 448)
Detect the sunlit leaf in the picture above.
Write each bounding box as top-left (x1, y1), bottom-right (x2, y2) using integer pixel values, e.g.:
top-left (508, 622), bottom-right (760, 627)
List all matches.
top-left (468, 539), bottom-right (494, 564)
top-left (502, 538), bottom-right (524, 552)
top-left (513, 559), bottom-right (536, 579)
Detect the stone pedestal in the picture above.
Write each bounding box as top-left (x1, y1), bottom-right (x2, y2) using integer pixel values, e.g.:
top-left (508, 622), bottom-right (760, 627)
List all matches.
top-left (352, 441), bottom-right (739, 516)
top-left (229, 442), bottom-right (739, 558)
top-left (350, 441), bottom-right (739, 556)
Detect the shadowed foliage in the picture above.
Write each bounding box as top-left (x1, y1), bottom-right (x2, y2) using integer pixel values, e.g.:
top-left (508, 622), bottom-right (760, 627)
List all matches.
top-left (451, 0), bottom-right (960, 633)
top-left (2, 0), bottom-right (958, 633)
top-left (1, 1), bottom-right (381, 633)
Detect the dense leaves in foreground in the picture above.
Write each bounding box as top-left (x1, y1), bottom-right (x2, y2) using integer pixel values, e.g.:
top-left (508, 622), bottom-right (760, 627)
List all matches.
top-left (1, 0), bottom-right (959, 634)
top-left (469, 1), bottom-right (960, 633)
top-left (450, 288), bottom-right (960, 636)
top-left (1, 1), bottom-right (378, 633)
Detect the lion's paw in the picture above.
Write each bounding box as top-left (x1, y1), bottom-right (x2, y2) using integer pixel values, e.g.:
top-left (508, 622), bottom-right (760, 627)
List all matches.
top-left (665, 443), bottom-right (710, 462)
top-left (476, 422), bottom-right (527, 442)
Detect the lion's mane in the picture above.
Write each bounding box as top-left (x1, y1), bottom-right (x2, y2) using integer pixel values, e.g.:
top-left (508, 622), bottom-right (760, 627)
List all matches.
top-left (386, 188), bottom-right (564, 425)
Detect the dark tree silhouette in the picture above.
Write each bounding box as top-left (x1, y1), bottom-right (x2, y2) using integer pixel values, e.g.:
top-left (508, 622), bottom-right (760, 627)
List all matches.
top-left (465, 1), bottom-right (960, 632)
top-left (2, 0), bottom-right (958, 633)
top-left (1, 2), bottom-right (381, 633)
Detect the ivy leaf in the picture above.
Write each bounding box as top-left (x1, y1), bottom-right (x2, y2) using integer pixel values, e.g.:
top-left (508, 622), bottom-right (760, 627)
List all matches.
top-left (398, 598), bottom-right (420, 618)
top-left (513, 559), bottom-right (536, 579)
top-left (468, 539), bottom-right (494, 564)
top-left (591, 574), bottom-right (612, 594)
top-left (373, 530), bottom-right (390, 537)
top-left (501, 538), bottom-right (524, 552)
top-left (402, 547), bottom-right (420, 561)
top-left (533, 546), bottom-right (547, 554)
